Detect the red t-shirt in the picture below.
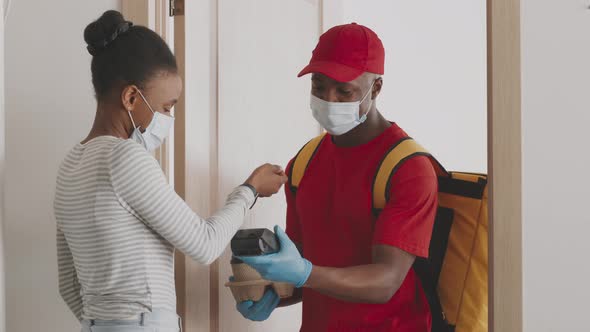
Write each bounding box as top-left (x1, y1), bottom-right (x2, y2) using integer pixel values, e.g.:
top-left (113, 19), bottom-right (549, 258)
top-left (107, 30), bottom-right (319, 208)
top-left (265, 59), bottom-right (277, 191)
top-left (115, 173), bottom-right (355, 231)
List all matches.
top-left (286, 123), bottom-right (438, 332)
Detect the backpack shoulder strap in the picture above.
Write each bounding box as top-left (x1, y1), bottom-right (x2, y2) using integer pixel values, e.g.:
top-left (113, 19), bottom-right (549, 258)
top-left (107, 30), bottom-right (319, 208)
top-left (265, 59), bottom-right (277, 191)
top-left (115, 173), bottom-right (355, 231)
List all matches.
top-left (372, 137), bottom-right (446, 210)
top-left (373, 137), bottom-right (452, 331)
top-left (289, 133), bottom-right (327, 192)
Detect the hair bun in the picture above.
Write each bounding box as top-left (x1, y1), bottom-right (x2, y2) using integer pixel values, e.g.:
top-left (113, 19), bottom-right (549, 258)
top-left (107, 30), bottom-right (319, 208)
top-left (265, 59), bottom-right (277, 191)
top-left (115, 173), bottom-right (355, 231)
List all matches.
top-left (84, 10), bottom-right (133, 56)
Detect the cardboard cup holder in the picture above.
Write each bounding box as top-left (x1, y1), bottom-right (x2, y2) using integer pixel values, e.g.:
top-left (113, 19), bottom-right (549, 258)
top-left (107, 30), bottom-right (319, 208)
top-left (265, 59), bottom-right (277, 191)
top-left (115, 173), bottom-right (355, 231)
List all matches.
top-left (226, 263), bottom-right (295, 302)
top-left (231, 263), bottom-right (262, 282)
top-left (225, 279), bottom-right (271, 302)
top-left (271, 282), bottom-right (295, 299)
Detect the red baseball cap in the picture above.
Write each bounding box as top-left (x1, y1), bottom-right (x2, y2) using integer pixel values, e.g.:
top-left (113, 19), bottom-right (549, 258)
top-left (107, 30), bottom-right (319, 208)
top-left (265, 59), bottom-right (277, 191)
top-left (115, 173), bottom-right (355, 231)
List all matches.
top-left (298, 23), bottom-right (385, 82)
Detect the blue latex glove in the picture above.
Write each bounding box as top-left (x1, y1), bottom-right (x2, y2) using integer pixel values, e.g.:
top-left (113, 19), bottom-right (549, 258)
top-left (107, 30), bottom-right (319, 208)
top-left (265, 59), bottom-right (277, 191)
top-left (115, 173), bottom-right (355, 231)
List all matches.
top-left (237, 225), bottom-right (312, 288)
top-left (236, 287), bottom-right (280, 321)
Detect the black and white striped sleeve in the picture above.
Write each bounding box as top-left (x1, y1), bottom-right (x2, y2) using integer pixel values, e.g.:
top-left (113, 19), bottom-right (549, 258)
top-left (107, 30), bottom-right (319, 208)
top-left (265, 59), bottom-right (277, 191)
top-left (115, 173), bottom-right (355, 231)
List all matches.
top-left (108, 140), bottom-right (255, 265)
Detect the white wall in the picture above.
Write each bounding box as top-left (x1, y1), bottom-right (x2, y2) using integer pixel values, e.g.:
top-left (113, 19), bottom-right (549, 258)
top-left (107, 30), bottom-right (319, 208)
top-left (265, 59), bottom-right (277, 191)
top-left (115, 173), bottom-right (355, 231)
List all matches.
top-left (324, 0), bottom-right (487, 172)
top-left (0, 3), bottom-right (6, 332)
top-left (521, 1), bottom-right (590, 331)
top-left (4, 1), bottom-right (120, 332)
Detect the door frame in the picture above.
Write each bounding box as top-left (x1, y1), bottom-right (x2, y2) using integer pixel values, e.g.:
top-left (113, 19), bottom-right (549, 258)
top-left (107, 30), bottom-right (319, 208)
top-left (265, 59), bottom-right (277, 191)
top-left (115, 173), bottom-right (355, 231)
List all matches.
top-left (121, 2), bottom-right (216, 332)
top-left (487, 0), bottom-right (523, 331)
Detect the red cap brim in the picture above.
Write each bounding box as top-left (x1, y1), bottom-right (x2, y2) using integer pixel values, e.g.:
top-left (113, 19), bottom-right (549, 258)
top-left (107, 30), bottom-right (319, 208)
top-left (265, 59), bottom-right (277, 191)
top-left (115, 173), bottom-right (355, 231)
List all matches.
top-left (297, 61), bottom-right (364, 82)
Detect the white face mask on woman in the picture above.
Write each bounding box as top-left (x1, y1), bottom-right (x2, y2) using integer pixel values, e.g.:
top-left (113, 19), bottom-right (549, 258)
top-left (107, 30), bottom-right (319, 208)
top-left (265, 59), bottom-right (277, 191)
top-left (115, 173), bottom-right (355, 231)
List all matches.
top-left (128, 90), bottom-right (175, 152)
top-left (310, 80), bottom-right (375, 136)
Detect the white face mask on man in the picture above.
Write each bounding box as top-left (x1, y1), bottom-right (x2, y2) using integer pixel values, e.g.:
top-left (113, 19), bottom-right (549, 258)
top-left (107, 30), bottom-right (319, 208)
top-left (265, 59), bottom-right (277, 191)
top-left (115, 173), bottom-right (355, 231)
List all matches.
top-left (310, 80), bottom-right (375, 136)
top-left (128, 90), bottom-right (175, 152)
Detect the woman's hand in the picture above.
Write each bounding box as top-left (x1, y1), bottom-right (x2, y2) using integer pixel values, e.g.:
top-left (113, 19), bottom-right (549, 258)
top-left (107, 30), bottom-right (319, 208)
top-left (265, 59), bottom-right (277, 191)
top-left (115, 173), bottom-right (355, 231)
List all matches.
top-left (245, 164), bottom-right (288, 197)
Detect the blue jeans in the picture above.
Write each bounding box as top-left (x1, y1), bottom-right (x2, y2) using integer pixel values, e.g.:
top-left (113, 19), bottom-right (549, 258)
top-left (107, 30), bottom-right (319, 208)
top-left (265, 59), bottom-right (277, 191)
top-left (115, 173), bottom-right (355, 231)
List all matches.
top-left (80, 309), bottom-right (181, 332)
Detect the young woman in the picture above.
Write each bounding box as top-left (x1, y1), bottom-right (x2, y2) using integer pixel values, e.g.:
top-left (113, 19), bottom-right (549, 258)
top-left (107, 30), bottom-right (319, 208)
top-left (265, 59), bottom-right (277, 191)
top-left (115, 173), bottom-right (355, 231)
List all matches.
top-left (54, 10), bottom-right (287, 332)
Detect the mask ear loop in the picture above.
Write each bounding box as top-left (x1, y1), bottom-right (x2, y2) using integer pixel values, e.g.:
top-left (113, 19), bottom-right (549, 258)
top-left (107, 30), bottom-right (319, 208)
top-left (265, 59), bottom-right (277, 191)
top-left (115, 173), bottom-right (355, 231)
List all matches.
top-left (127, 110), bottom-right (138, 130)
top-left (358, 80), bottom-right (377, 122)
top-left (137, 89), bottom-right (156, 114)
top-left (359, 79), bottom-right (376, 104)
top-left (127, 88), bottom-right (152, 131)
top-left (130, 89), bottom-right (158, 134)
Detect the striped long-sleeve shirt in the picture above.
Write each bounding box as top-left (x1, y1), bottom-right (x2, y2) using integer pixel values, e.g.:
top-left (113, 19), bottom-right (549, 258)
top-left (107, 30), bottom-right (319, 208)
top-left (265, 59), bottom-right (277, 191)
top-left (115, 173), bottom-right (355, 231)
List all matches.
top-left (54, 136), bottom-right (255, 320)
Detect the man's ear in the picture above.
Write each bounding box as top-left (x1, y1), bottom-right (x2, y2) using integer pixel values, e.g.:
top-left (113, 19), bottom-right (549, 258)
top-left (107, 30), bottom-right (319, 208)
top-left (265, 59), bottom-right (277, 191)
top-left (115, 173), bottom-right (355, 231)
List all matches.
top-left (372, 77), bottom-right (383, 100)
top-left (121, 85), bottom-right (140, 113)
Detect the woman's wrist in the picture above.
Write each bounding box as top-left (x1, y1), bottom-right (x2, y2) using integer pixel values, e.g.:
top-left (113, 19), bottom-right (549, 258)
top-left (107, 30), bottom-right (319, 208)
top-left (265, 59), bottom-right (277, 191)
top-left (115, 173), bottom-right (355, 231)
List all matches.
top-left (240, 183), bottom-right (259, 209)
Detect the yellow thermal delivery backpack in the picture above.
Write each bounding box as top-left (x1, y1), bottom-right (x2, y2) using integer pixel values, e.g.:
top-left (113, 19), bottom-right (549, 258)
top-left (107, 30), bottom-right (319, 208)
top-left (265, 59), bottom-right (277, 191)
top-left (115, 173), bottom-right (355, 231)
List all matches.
top-left (289, 134), bottom-right (488, 332)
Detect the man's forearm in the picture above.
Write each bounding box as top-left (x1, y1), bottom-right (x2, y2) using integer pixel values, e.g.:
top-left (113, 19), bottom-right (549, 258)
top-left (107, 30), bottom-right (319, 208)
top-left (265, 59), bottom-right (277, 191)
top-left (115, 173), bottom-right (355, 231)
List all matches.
top-left (303, 263), bottom-right (405, 304)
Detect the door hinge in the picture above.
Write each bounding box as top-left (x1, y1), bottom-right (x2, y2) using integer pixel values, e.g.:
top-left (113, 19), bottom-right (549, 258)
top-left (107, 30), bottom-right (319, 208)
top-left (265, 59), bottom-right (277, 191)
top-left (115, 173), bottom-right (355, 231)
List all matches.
top-left (169, 0), bottom-right (184, 17)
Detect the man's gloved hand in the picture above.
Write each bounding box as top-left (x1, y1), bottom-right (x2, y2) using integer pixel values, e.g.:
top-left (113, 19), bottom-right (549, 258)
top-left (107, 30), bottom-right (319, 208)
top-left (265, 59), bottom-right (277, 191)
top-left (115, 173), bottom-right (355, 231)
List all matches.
top-left (237, 225), bottom-right (312, 288)
top-left (236, 288), bottom-right (280, 321)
